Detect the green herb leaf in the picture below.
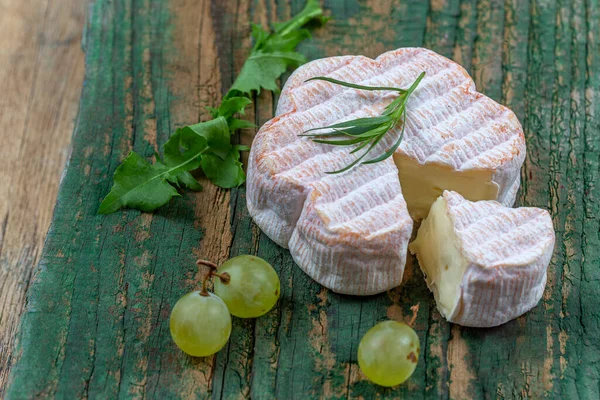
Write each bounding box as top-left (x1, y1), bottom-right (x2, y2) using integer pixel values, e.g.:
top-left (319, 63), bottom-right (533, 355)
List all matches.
top-left (99, 118), bottom-right (230, 213)
top-left (312, 137), bottom-right (368, 146)
top-left (271, 0), bottom-right (324, 36)
top-left (229, 0), bottom-right (325, 96)
top-left (208, 96), bottom-right (253, 120)
top-left (201, 146), bottom-right (246, 189)
top-left (99, 0), bottom-right (328, 214)
top-left (180, 117), bottom-right (231, 159)
top-left (303, 116), bottom-right (392, 133)
top-left (231, 51), bottom-right (307, 95)
top-left (98, 152), bottom-right (184, 215)
top-left (363, 111), bottom-right (406, 164)
top-left (304, 72), bottom-right (425, 174)
top-left (165, 117), bottom-right (229, 162)
top-left (305, 76), bottom-right (406, 93)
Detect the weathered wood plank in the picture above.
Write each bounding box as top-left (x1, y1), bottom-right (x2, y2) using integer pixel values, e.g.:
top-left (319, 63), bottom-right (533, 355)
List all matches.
top-left (0, 0), bottom-right (87, 395)
top-left (5, 0), bottom-right (226, 397)
top-left (452, 0), bottom-right (477, 75)
top-left (6, 0), bottom-right (600, 399)
top-left (472, 0), bottom-right (505, 102)
top-left (580, 0), bottom-right (600, 398)
top-left (522, 0), bottom-right (561, 397)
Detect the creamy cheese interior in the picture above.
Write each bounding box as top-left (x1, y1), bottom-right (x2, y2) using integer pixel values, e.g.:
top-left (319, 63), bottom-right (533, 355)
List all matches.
top-left (394, 153), bottom-right (499, 220)
top-left (408, 197), bottom-right (467, 318)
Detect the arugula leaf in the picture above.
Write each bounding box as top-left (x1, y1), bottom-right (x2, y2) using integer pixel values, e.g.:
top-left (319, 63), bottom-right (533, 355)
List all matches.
top-left (99, 0), bottom-right (328, 214)
top-left (271, 0), bottom-right (325, 33)
top-left (230, 51), bottom-right (306, 95)
top-left (99, 118), bottom-right (229, 214)
top-left (98, 152), bottom-right (183, 215)
top-left (229, 0), bottom-right (325, 96)
top-left (208, 96), bottom-right (252, 120)
top-left (201, 145), bottom-right (246, 189)
top-left (180, 117), bottom-right (231, 159)
top-left (207, 96), bottom-right (256, 132)
top-left (228, 118), bottom-right (256, 131)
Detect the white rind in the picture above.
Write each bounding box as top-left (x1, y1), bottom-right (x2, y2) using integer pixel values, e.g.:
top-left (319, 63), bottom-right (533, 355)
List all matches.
top-left (288, 162), bottom-right (412, 295)
top-left (247, 47), bottom-right (527, 295)
top-left (425, 191), bottom-right (555, 327)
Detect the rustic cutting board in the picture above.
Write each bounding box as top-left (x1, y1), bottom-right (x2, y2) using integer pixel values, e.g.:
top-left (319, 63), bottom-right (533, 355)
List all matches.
top-left (6, 0), bottom-right (600, 398)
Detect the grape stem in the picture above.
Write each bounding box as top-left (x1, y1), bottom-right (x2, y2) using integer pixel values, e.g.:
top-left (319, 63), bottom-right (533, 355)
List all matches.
top-left (197, 259), bottom-right (218, 296)
top-left (200, 271), bottom-right (211, 296)
top-left (196, 259), bottom-right (231, 296)
top-left (196, 259), bottom-right (219, 270)
top-left (408, 304), bottom-right (419, 327)
top-left (212, 271), bottom-right (231, 284)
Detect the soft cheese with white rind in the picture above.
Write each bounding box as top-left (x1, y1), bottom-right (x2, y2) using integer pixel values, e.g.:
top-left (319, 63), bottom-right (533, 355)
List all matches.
top-left (409, 191), bottom-right (555, 327)
top-left (247, 47), bottom-right (526, 295)
top-left (276, 48), bottom-right (526, 219)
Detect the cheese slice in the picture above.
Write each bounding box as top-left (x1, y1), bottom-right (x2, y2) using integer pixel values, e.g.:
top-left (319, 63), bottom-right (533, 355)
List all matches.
top-left (247, 47), bottom-right (526, 295)
top-left (409, 191), bottom-right (555, 327)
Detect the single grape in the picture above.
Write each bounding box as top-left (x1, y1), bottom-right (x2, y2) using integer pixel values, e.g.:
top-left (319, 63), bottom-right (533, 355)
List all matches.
top-left (169, 291), bottom-right (231, 357)
top-left (214, 255), bottom-right (280, 318)
top-left (358, 320), bottom-right (420, 387)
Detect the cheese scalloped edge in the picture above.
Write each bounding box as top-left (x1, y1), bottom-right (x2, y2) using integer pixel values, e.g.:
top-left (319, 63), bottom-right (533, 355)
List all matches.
top-left (246, 47), bottom-right (527, 295)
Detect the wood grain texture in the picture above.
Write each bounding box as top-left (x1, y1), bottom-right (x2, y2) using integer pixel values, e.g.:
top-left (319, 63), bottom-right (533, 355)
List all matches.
top-left (0, 0), bottom-right (87, 396)
top-left (5, 0), bottom-right (600, 398)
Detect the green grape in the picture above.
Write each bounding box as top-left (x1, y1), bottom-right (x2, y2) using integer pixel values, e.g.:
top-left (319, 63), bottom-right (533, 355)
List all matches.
top-left (214, 255), bottom-right (280, 318)
top-left (169, 291), bottom-right (231, 357)
top-left (358, 320), bottom-right (420, 387)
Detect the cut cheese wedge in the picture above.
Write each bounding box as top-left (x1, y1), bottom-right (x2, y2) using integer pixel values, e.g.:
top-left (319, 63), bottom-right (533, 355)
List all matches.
top-left (409, 191), bottom-right (555, 327)
top-left (247, 47), bottom-right (526, 295)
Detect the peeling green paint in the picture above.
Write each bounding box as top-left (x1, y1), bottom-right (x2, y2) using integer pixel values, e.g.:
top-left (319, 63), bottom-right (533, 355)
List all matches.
top-left (6, 0), bottom-right (600, 399)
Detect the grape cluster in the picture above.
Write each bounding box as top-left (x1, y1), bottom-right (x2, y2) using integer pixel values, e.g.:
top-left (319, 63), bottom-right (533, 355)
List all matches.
top-left (170, 255), bottom-right (280, 357)
top-left (169, 255), bottom-right (420, 388)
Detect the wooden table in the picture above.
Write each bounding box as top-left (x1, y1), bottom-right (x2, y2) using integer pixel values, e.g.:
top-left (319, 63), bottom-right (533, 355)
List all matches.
top-left (0, 0), bottom-right (86, 395)
top-left (5, 0), bottom-right (600, 398)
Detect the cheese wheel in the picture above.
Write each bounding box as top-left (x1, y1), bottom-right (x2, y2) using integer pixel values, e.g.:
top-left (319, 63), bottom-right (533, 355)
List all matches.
top-left (247, 48), bottom-right (526, 295)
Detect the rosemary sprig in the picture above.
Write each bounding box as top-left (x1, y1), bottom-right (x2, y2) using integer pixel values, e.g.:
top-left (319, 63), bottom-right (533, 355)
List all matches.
top-left (300, 72), bottom-right (425, 174)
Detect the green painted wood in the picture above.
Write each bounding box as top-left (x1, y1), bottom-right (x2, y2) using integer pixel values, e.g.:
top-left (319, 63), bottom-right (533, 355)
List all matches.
top-left (5, 0), bottom-right (600, 398)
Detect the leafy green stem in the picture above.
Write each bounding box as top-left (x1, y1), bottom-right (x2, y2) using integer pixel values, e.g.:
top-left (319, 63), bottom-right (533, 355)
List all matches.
top-left (99, 0), bottom-right (328, 214)
top-left (302, 71), bottom-right (425, 174)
